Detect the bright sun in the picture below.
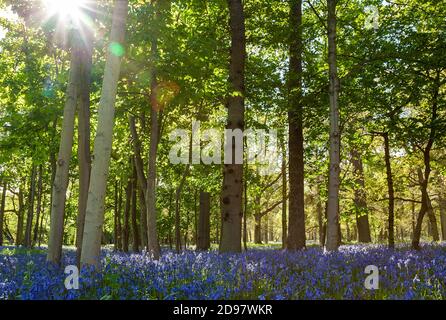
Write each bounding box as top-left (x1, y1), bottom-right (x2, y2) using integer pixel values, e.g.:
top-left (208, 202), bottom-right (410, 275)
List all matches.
top-left (43, 0), bottom-right (87, 21)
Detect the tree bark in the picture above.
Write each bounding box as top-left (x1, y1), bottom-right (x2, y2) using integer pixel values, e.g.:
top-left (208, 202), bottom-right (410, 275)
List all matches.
top-left (129, 116), bottom-right (148, 249)
top-left (122, 170), bottom-right (132, 253)
top-left (412, 70), bottom-right (440, 250)
top-left (24, 165), bottom-right (37, 248)
top-left (197, 191), bottom-right (211, 251)
top-left (383, 133), bottom-right (395, 248)
top-left (281, 138), bottom-right (287, 249)
top-left (32, 165), bottom-right (43, 246)
top-left (220, 0), bottom-right (246, 253)
top-left (326, 0), bottom-right (341, 252)
top-left (0, 181), bottom-right (6, 246)
top-left (16, 187), bottom-right (25, 246)
top-left (81, 0), bottom-right (129, 267)
top-left (287, 0), bottom-right (305, 251)
top-left (47, 37), bottom-right (82, 264)
top-left (75, 16), bottom-right (93, 265)
top-left (350, 149), bottom-right (371, 243)
top-left (131, 163), bottom-right (140, 252)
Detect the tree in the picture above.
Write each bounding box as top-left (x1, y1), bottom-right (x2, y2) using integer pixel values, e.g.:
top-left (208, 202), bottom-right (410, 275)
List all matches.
top-left (220, 0), bottom-right (246, 253)
top-left (325, 0), bottom-right (341, 252)
top-left (287, 0), bottom-right (305, 251)
top-left (81, 0), bottom-right (129, 268)
top-left (47, 37), bottom-right (81, 265)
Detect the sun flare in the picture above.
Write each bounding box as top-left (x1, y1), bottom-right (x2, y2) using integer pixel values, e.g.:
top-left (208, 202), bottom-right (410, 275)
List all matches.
top-left (43, 0), bottom-right (87, 22)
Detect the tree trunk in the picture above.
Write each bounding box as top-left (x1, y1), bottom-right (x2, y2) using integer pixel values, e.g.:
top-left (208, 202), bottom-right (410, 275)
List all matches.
top-left (76, 17), bottom-right (93, 265)
top-left (381, 132), bottom-right (395, 248)
top-left (411, 70), bottom-right (440, 250)
top-left (326, 0), bottom-right (341, 252)
top-left (287, 0), bottom-right (305, 251)
top-left (47, 37), bottom-right (82, 264)
top-left (131, 163), bottom-right (140, 252)
top-left (32, 165), bottom-right (43, 246)
top-left (145, 38), bottom-right (161, 260)
top-left (129, 116), bottom-right (148, 249)
top-left (281, 139), bottom-right (287, 249)
top-left (440, 197), bottom-right (446, 241)
top-left (351, 149), bottom-right (371, 243)
top-left (243, 175), bottom-right (248, 251)
top-left (197, 192), bottom-right (211, 250)
top-left (0, 181), bottom-right (6, 246)
top-left (16, 187), bottom-right (25, 246)
top-left (254, 214), bottom-right (262, 244)
top-left (80, 0), bottom-right (129, 268)
top-left (24, 165), bottom-right (37, 248)
top-left (122, 170), bottom-right (132, 253)
top-left (316, 183), bottom-right (324, 247)
top-left (220, 0), bottom-right (246, 253)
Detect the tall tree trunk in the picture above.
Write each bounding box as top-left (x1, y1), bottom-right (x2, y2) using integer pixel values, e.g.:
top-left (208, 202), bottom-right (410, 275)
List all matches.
top-left (38, 192), bottom-right (47, 247)
top-left (382, 133), bottom-right (395, 248)
top-left (129, 116), bottom-right (148, 249)
top-left (16, 187), bottom-right (25, 246)
top-left (32, 165), bottom-right (43, 246)
top-left (287, 0), bottom-right (305, 251)
top-left (316, 182), bottom-right (324, 247)
top-left (145, 35), bottom-right (162, 259)
top-left (351, 149), bottom-right (371, 243)
top-left (116, 181), bottom-right (123, 251)
top-left (411, 70), bottom-right (440, 250)
top-left (0, 181), bottom-right (6, 246)
top-left (122, 170), bottom-right (132, 253)
top-left (440, 196), bottom-right (446, 241)
top-left (113, 180), bottom-right (119, 251)
top-left (220, 0), bottom-right (246, 253)
top-left (243, 175), bottom-right (248, 251)
top-left (81, 0), bottom-right (129, 267)
top-left (76, 15), bottom-right (93, 265)
top-left (326, 0), bottom-right (341, 252)
top-left (197, 192), bottom-right (211, 250)
top-left (131, 163), bottom-right (140, 252)
top-left (281, 138), bottom-right (287, 249)
top-left (24, 165), bottom-right (37, 248)
top-left (47, 37), bottom-right (82, 264)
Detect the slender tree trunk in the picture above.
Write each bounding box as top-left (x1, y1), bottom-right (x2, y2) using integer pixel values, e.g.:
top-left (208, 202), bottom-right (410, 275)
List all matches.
top-left (440, 196), bottom-right (446, 241)
top-left (412, 71), bottom-right (440, 250)
top-left (382, 133), bottom-right (395, 248)
top-left (220, 0), bottom-right (246, 253)
top-left (129, 116), bottom-right (148, 249)
top-left (116, 181), bottom-right (123, 250)
top-left (32, 165), bottom-right (43, 246)
top-left (76, 17), bottom-right (93, 265)
top-left (131, 163), bottom-right (140, 252)
top-left (316, 182), bottom-right (324, 247)
top-left (113, 180), bottom-right (119, 251)
top-left (287, 0), bottom-right (305, 251)
top-left (81, 0), bottom-right (129, 267)
top-left (281, 138), bottom-right (287, 249)
top-left (123, 171), bottom-right (132, 253)
top-left (47, 38), bottom-right (82, 264)
top-left (351, 149), bottom-right (371, 243)
top-left (24, 165), bottom-right (37, 248)
top-left (38, 192), bottom-right (47, 247)
top-left (145, 37), bottom-right (161, 259)
top-left (326, 0), bottom-right (341, 252)
top-left (16, 187), bottom-right (25, 246)
top-left (0, 181), bottom-right (6, 246)
top-left (243, 176), bottom-right (248, 251)
top-left (197, 192), bottom-right (211, 250)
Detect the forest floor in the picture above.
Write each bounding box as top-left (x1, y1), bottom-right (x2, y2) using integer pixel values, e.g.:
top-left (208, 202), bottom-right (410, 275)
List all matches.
top-left (0, 243), bottom-right (445, 300)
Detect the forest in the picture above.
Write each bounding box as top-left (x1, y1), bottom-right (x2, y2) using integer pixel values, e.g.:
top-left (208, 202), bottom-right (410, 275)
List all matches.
top-left (0, 0), bottom-right (445, 300)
